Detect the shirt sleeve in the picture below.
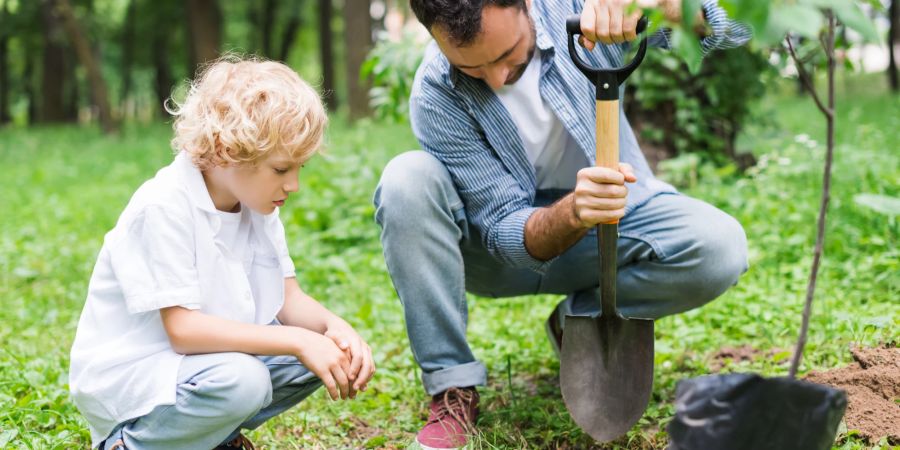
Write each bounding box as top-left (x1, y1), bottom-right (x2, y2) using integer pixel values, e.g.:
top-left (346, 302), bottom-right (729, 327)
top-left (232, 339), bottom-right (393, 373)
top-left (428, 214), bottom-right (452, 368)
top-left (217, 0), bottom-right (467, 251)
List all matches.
top-left (265, 211), bottom-right (297, 278)
top-left (410, 82), bottom-right (552, 273)
top-left (108, 205), bottom-right (203, 314)
top-left (699, 0), bottom-right (752, 52)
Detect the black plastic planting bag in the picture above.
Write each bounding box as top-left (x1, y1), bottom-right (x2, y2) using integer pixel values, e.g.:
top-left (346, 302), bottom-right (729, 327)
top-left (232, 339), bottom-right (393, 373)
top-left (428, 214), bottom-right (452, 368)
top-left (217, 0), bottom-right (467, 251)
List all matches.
top-left (667, 373), bottom-right (847, 450)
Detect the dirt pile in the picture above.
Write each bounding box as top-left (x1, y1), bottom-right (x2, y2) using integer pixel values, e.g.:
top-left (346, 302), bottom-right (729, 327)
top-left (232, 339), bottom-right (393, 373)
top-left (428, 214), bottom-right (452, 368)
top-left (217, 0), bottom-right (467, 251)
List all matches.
top-left (805, 345), bottom-right (899, 444)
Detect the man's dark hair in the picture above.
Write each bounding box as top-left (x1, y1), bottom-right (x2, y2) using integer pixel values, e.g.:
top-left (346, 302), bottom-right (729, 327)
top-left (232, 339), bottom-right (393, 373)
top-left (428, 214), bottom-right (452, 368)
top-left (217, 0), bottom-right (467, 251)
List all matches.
top-left (410, 0), bottom-right (527, 47)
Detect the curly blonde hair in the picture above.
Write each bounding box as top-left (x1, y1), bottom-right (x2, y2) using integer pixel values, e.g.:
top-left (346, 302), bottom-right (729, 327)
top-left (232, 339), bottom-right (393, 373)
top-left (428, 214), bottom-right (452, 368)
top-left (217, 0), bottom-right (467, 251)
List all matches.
top-left (167, 55), bottom-right (327, 169)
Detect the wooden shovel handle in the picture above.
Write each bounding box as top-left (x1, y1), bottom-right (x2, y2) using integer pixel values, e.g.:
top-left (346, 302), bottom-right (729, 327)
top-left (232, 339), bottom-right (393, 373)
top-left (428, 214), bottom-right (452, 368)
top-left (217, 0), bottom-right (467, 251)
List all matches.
top-left (596, 99), bottom-right (619, 224)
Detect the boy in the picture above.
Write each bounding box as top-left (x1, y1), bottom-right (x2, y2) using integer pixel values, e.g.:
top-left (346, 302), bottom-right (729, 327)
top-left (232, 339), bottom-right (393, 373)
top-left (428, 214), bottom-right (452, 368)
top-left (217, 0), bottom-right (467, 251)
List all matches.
top-left (69, 56), bottom-right (375, 450)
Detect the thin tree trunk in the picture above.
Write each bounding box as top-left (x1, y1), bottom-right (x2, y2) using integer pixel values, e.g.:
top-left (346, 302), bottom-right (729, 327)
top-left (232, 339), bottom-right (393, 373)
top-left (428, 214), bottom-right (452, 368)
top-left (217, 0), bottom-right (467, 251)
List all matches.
top-left (56, 0), bottom-right (117, 133)
top-left (786, 13), bottom-right (836, 379)
top-left (40, 0), bottom-right (68, 122)
top-left (186, 0), bottom-right (221, 76)
top-left (152, 22), bottom-right (174, 117)
top-left (319, 0), bottom-right (337, 110)
top-left (0, 0), bottom-right (10, 124)
top-left (343, 0), bottom-right (372, 119)
top-left (890, 0), bottom-right (898, 91)
top-left (24, 47), bottom-right (36, 124)
top-left (279, 0), bottom-right (303, 62)
top-left (261, 0), bottom-right (277, 58)
top-left (120, 0), bottom-right (136, 112)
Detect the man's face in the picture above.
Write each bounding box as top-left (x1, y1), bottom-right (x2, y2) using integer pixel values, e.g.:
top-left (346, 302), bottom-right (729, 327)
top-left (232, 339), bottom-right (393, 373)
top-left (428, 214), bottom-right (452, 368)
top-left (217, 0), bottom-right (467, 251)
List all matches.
top-left (432, 4), bottom-right (536, 91)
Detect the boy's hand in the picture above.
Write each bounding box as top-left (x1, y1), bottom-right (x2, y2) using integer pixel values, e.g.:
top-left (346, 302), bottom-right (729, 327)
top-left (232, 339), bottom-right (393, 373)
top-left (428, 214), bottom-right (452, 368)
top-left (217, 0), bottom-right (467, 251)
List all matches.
top-left (572, 163), bottom-right (636, 228)
top-left (324, 318), bottom-right (375, 396)
top-left (294, 328), bottom-right (354, 400)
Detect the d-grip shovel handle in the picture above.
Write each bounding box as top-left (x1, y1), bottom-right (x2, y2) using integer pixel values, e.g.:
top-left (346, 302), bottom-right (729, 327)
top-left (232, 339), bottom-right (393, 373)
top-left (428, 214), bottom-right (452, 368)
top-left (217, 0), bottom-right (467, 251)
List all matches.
top-left (565, 15), bottom-right (649, 101)
top-left (565, 14), bottom-right (649, 319)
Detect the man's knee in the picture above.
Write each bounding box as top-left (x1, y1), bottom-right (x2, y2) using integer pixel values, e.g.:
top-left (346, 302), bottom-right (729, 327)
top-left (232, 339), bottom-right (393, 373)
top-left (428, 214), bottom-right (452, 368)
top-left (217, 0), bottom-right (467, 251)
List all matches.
top-left (374, 150), bottom-right (455, 226)
top-left (691, 212), bottom-right (748, 302)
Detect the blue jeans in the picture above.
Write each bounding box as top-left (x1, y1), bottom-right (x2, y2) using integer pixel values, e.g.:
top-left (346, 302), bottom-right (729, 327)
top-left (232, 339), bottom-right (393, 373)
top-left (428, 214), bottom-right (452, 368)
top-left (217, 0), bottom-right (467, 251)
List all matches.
top-left (374, 151), bottom-right (748, 395)
top-left (99, 353), bottom-right (321, 450)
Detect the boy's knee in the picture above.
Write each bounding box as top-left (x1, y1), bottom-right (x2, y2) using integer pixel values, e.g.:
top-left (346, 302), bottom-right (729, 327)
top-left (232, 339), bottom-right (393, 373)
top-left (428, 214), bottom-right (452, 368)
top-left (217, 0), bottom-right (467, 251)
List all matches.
top-left (202, 353), bottom-right (273, 418)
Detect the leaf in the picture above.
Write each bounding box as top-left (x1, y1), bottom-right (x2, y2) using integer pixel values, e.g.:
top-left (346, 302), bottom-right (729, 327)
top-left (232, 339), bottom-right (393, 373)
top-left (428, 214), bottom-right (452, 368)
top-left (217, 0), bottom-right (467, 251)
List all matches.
top-left (681, 0), bottom-right (702, 29)
top-left (766, 4), bottom-right (824, 42)
top-left (801, 0), bottom-right (880, 43)
top-left (854, 194), bottom-right (900, 216)
top-left (724, 0), bottom-right (771, 35)
top-left (671, 28), bottom-right (703, 74)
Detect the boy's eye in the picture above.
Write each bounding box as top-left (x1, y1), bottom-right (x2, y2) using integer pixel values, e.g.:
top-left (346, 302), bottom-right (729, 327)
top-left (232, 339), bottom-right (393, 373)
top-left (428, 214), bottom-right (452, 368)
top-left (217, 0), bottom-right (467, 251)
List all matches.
top-left (274, 168), bottom-right (289, 174)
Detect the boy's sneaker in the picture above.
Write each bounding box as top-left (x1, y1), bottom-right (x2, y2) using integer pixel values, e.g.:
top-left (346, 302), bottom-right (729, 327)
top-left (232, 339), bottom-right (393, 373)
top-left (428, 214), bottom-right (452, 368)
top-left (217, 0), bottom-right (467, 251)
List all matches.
top-left (415, 387), bottom-right (479, 449)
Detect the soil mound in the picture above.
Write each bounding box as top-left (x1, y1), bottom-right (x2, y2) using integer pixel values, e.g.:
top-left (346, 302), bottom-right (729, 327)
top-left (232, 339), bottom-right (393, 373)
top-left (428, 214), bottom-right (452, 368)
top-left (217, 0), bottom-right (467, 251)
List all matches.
top-left (805, 344), bottom-right (899, 444)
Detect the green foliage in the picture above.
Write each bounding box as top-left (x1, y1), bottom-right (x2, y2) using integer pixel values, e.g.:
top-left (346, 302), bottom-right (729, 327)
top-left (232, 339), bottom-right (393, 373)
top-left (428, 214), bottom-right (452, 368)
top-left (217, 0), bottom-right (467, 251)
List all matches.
top-left (0, 75), bottom-right (896, 449)
top-left (628, 45), bottom-right (774, 168)
top-left (361, 30), bottom-right (428, 123)
top-left (662, 0), bottom-right (881, 75)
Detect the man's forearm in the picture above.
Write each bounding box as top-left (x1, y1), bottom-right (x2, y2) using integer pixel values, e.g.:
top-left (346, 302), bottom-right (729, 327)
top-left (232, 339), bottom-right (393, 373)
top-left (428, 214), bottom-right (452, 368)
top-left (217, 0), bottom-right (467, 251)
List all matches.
top-left (524, 193), bottom-right (591, 261)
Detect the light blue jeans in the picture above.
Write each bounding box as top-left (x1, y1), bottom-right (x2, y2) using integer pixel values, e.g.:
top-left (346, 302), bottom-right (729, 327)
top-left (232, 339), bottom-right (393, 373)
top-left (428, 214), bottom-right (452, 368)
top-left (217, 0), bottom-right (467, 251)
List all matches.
top-left (99, 353), bottom-right (321, 450)
top-left (374, 151), bottom-right (748, 396)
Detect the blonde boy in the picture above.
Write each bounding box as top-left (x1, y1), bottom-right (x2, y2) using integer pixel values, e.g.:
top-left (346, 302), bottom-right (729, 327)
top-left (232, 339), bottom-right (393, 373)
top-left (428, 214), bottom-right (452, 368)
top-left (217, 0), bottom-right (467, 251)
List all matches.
top-left (69, 57), bottom-right (374, 450)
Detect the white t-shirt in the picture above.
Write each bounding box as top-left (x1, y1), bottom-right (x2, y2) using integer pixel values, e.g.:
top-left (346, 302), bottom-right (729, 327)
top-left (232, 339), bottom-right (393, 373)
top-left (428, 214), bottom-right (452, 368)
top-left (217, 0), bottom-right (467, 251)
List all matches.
top-left (494, 48), bottom-right (588, 190)
top-left (69, 152), bottom-right (296, 447)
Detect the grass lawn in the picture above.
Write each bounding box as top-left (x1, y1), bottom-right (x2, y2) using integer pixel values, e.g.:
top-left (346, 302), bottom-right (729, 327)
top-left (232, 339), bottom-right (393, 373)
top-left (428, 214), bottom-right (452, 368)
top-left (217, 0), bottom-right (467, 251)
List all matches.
top-left (0, 75), bottom-right (897, 449)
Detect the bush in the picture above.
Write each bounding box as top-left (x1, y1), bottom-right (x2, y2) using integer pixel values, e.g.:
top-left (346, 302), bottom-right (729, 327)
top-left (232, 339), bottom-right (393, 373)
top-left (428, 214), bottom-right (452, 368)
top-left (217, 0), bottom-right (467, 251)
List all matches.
top-left (626, 46), bottom-right (776, 170)
top-left (361, 29), bottom-right (428, 123)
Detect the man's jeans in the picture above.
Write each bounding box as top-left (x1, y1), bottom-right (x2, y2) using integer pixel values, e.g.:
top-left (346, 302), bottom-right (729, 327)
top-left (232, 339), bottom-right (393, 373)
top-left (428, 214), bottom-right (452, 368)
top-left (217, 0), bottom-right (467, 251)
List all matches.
top-left (99, 353), bottom-right (321, 450)
top-left (374, 151), bottom-right (748, 396)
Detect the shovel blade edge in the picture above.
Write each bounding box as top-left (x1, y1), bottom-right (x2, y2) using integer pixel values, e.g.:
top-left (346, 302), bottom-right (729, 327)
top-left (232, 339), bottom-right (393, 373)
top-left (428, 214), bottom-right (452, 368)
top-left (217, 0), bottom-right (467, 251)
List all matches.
top-left (559, 314), bottom-right (655, 443)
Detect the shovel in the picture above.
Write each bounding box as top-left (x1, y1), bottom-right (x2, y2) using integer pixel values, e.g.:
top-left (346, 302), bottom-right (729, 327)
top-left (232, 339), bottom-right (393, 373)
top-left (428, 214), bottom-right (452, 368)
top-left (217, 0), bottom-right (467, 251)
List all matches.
top-left (559, 15), bottom-right (655, 443)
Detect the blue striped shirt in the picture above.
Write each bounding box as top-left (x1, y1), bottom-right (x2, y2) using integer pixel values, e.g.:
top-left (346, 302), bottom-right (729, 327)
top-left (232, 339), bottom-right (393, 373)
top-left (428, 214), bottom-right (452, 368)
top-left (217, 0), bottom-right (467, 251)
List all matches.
top-left (409, 0), bottom-right (751, 273)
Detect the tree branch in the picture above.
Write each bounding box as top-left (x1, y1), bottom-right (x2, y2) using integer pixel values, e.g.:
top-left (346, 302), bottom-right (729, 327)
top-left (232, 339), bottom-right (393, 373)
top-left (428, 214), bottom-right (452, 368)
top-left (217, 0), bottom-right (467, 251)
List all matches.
top-left (786, 35), bottom-right (832, 118)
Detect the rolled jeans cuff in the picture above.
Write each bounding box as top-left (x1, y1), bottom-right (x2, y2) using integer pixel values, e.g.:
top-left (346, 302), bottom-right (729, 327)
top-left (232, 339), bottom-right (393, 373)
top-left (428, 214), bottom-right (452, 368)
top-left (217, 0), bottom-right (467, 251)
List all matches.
top-left (422, 361), bottom-right (488, 396)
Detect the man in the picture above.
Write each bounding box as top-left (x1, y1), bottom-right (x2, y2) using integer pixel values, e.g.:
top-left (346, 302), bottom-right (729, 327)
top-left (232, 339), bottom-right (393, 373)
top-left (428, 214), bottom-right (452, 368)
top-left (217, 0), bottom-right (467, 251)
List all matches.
top-left (374, 0), bottom-right (751, 448)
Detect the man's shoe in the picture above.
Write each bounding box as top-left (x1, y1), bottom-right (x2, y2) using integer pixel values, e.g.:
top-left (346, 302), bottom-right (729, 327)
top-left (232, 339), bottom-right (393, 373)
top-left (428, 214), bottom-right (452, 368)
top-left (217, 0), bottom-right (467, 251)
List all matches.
top-left (214, 433), bottom-right (255, 450)
top-left (545, 300), bottom-right (564, 358)
top-left (415, 387), bottom-right (479, 449)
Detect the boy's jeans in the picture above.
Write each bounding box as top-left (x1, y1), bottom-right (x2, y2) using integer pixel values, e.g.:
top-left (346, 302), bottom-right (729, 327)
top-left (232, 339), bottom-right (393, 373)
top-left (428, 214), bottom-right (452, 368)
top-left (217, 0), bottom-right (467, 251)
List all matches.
top-left (374, 151), bottom-right (749, 396)
top-left (100, 353), bottom-right (321, 450)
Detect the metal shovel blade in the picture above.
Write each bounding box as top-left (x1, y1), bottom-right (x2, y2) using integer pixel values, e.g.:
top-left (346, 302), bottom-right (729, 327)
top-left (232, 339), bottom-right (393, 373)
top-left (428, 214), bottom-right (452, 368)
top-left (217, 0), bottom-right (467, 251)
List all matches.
top-left (559, 312), bottom-right (655, 442)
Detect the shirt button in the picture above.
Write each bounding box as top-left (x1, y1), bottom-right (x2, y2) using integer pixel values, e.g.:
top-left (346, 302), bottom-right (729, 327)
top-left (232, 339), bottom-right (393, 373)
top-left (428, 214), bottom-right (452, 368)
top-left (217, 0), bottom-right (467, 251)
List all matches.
top-left (244, 291), bottom-right (252, 301)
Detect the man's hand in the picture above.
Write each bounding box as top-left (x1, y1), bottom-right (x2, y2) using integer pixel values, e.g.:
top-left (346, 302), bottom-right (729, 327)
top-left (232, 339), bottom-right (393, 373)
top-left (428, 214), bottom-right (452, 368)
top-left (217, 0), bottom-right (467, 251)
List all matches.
top-left (324, 318), bottom-right (375, 397)
top-left (579, 0), bottom-right (682, 49)
top-left (572, 163), bottom-right (636, 228)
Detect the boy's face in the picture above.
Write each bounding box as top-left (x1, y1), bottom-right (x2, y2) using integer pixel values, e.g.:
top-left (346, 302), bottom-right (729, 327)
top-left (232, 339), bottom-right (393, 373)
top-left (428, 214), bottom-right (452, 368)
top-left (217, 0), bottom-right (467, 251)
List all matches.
top-left (219, 151), bottom-right (302, 215)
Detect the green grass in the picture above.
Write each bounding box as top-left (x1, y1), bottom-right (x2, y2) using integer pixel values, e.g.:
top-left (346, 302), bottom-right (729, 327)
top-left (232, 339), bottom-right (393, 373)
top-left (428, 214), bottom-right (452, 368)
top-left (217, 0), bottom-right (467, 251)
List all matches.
top-left (0, 74), bottom-right (897, 449)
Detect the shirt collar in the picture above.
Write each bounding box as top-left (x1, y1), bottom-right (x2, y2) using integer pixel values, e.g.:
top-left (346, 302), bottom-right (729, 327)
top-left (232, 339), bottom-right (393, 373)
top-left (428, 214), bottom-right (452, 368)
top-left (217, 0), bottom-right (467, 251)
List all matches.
top-left (174, 151), bottom-right (218, 215)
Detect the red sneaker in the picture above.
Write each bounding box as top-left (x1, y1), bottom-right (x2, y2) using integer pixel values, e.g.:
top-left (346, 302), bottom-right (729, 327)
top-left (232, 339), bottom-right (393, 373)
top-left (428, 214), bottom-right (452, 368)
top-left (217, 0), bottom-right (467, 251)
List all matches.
top-left (415, 387), bottom-right (479, 449)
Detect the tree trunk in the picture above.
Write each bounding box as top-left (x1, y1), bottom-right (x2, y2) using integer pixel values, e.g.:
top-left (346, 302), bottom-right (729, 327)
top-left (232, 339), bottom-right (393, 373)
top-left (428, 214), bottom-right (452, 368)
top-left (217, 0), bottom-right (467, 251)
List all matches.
top-left (261, 0), bottom-right (277, 57)
top-left (319, 0), bottom-right (337, 110)
top-left (279, 0), bottom-right (303, 62)
top-left (56, 0), bottom-right (117, 133)
top-left (0, 0), bottom-right (10, 124)
top-left (40, 0), bottom-right (68, 122)
top-left (343, 0), bottom-right (372, 119)
top-left (186, 0), bottom-right (222, 77)
top-left (890, 0), bottom-right (898, 92)
top-left (120, 0), bottom-right (136, 112)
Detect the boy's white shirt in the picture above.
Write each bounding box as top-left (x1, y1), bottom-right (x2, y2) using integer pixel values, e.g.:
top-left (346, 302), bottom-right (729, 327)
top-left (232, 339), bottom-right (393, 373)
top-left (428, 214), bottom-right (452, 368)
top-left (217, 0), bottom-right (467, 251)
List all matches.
top-left (69, 151), bottom-right (296, 446)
